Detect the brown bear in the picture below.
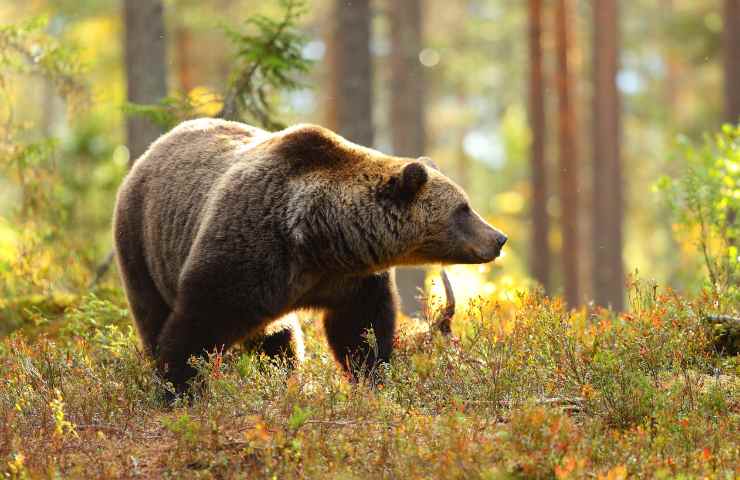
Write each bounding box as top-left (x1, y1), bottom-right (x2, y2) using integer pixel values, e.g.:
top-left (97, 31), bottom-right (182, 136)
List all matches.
top-left (113, 118), bottom-right (506, 393)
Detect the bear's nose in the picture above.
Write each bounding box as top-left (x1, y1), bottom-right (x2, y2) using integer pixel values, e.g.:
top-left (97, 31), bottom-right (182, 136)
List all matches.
top-left (496, 233), bottom-right (507, 249)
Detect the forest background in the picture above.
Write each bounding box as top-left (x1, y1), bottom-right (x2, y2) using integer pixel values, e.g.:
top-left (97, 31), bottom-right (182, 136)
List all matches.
top-left (0, 0), bottom-right (738, 478)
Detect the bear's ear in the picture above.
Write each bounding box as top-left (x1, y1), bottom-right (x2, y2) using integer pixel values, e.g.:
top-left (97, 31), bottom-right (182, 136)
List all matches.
top-left (398, 161), bottom-right (428, 200)
top-left (418, 156), bottom-right (441, 172)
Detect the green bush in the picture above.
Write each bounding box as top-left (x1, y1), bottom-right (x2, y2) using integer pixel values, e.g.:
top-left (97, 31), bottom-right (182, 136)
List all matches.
top-left (657, 124), bottom-right (740, 307)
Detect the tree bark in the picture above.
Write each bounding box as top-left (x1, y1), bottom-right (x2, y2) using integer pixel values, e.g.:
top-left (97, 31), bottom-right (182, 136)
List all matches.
top-left (592, 0), bottom-right (624, 311)
top-left (528, 0), bottom-right (551, 293)
top-left (123, 0), bottom-right (168, 166)
top-left (390, 0), bottom-right (426, 157)
top-left (389, 0), bottom-right (426, 316)
top-left (554, 0), bottom-right (580, 307)
top-left (725, 0), bottom-right (740, 123)
top-left (329, 0), bottom-right (374, 146)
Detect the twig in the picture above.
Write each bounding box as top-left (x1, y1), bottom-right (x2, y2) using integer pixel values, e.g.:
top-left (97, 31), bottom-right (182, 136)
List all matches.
top-left (88, 250), bottom-right (115, 289)
top-left (695, 201), bottom-right (719, 288)
top-left (304, 419), bottom-right (399, 427)
top-left (75, 423), bottom-right (128, 435)
top-left (436, 269), bottom-right (456, 335)
top-left (539, 396), bottom-right (585, 406)
top-left (706, 315), bottom-right (740, 323)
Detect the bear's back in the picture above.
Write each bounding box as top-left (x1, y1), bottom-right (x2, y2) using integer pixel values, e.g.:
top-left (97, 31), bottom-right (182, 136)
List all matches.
top-left (117, 118), bottom-right (270, 304)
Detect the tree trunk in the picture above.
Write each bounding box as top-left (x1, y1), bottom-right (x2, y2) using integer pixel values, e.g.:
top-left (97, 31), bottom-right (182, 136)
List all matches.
top-left (329, 0), bottom-right (374, 146)
top-left (592, 0), bottom-right (624, 311)
top-left (725, 0), bottom-right (740, 123)
top-left (554, 0), bottom-right (580, 307)
top-left (123, 0), bottom-right (168, 166)
top-left (528, 0), bottom-right (550, 293)
top-left (390, 0), bottom-right (426, 157)
top-left (389, 0), bottom-right (426, 316)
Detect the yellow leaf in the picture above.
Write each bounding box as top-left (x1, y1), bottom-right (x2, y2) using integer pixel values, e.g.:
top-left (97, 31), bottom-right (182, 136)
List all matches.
top-left (598, 465), bottom-right (627, 480)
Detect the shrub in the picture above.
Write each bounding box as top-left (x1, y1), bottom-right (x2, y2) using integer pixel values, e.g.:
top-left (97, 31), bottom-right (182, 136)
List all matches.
top-left (657, 125), bottom-right (740, 306)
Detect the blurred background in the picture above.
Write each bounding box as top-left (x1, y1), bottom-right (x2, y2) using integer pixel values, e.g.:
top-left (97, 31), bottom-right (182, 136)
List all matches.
top-left (0, 0), bottom-right (738, 331)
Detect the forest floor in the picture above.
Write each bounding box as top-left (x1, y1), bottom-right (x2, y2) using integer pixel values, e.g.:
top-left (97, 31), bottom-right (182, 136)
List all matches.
top-left (1, 280), bottom-right (738, 479)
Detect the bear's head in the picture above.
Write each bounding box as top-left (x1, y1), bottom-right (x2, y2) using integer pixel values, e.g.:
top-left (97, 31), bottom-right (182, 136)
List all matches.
top-left (380, 158), bottom-right (507, 267)
top-left (272, 124), bottom-right (506, 271)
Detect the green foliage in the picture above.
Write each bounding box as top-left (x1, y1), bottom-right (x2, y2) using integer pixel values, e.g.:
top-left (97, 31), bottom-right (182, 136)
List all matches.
top-left (287, 404), bottom-right (311, 431)
top-left (0, 16), bottom-right (95, 332)
top-left (657, 125), bottom-right (740, 305)
top-left (0, 16), bottom-right (86, 109)
top-left (61, 294), bottom-right (131, 352)
top-left (161, 413), bottom-right (201, 449)
top-left (127, 0), bottom-right (312, 131)
top-left (220, 0), bottom-right (312, 128)
top-left (122, 91), bottom-right (220, 131)
top-left (0, 15), bottom-right (85, 224)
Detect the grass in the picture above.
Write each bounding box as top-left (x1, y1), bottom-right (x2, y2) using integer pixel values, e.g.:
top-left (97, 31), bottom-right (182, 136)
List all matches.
top-left (1, 278), bottom-right (738, 479)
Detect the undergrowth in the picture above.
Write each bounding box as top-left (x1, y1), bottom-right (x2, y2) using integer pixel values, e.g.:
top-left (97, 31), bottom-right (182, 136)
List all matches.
top-left (0, 278), bottom-right (737, 479)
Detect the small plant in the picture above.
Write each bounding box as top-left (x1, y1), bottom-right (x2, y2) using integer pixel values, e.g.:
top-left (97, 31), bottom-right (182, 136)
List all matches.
top-left (49, 389), bottom-right (77, 440)
top-left (287, 404), bottom-right (311, 431)
top-left (657, 125), bottom-right (740, 304)
top-left (162, 413), bottom-right (201, 449)
top-left (5, 452), bottom-right (29, 480)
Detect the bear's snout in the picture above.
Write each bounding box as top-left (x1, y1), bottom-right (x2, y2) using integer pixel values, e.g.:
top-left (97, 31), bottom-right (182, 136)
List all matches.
top-left (495, 231), bottom-right (508, 250)
top-left (474, 228), bottom-right (507, 262)
top-left (448, 208), bottom-right (508, 264)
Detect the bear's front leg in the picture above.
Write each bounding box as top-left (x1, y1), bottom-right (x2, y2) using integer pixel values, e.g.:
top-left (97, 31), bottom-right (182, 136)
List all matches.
top-left (156, 306), bottom-right (255, 396)
top-left (323, 271), bottom-right (398, 382)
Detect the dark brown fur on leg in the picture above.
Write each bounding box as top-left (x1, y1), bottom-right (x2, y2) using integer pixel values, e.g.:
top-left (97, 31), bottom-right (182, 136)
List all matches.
top-left (155, 310), bottom-right (241, 394)
top-left (323, 272), bottom-right (397, 382)
top-left (258, 329), bottom-right (294, 358)
top-left (243, 317), bottom-right (304, 368)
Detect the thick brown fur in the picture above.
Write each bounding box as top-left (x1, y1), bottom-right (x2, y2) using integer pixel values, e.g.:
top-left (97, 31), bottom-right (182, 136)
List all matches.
top-left (113, 118), bottom-right (506, 392)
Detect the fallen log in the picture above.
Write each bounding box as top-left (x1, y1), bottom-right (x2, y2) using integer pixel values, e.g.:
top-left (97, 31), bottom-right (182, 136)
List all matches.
top-left (705, 315), bottom-right (740, 356)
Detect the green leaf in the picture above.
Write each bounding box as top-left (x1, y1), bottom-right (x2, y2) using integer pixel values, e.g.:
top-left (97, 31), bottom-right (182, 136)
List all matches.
top-left (287, 405), bottom-right (311, 430)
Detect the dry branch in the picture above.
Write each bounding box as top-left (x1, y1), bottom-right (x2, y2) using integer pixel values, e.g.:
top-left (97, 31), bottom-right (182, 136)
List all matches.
top-left (434, 269), bottom-right (456, 335)
top-left (88, 250), bottom-right (115, 289)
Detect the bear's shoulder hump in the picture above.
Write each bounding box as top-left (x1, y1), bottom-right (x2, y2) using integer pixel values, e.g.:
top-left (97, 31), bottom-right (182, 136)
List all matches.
top-left (268, 124), bottom-right (355, 166)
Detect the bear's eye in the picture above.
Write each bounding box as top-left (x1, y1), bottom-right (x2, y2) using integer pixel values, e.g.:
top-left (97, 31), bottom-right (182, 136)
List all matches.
top-left (453, 203), bottom-right (472, 229)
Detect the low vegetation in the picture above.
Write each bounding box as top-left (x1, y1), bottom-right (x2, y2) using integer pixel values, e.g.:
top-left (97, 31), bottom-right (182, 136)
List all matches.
top-left (1, 277), bottom-right (737, 478)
